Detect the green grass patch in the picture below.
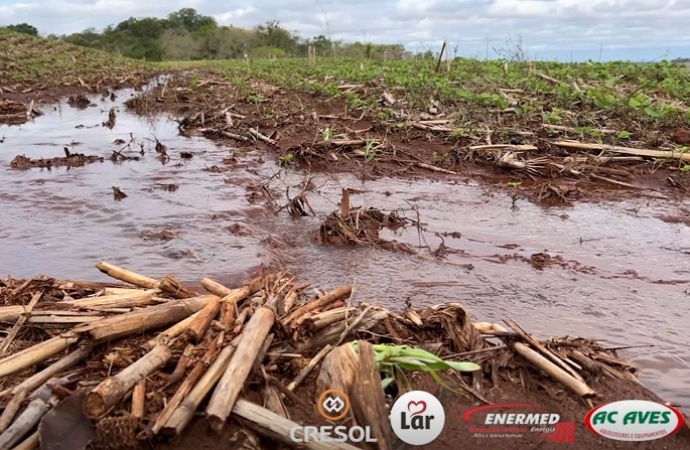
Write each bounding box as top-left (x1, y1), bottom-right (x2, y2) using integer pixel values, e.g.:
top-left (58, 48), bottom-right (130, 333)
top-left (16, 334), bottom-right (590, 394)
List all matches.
top-left (0, 30), bottom-right (156, 89)
top-left (161, 57), bottom-right (690, 128)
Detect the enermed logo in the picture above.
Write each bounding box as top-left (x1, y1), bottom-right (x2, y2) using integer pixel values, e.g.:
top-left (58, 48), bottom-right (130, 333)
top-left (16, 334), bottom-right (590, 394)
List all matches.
top-left (462, 403), bottom-right (575, 442)
top-left (585, 400), bottom-right (684, 441)
top-left (389, 390), bottom-right (445, 445)
top-left (289, 388), bottom-right (378, 444)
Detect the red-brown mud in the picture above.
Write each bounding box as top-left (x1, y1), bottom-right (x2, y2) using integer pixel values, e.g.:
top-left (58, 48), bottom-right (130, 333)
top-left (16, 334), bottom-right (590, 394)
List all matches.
top-left (1, 85), bottom-right (144, 113)
top-left (0, 69), bottom-right (168, 102)
top-left (119, 74), bottom-right (690, 209)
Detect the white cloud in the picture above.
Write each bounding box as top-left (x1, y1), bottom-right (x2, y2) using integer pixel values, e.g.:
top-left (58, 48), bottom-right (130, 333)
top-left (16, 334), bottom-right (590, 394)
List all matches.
top-left (215, 7), bottom-right (254, 23)
top-left (0, 0), bottom-right (689, 60)
top-left (396, 0), bottom-right (436, 14)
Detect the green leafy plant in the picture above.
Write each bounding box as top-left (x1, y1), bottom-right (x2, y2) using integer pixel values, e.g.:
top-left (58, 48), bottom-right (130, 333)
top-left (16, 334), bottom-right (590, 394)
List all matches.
top-left (628, 93), bottom-right (653, 110)
top-left (541, 111), bottom-right (562, 124)
top-left (350, 342), bottom-right (481, 392)
top-left (278, 152), bottom-right (294, 166)
top-left (363, 140), bottom-right (378, 162)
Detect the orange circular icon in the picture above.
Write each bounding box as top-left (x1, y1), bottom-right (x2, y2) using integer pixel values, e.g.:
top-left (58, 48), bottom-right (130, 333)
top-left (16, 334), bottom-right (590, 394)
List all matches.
top-left (316, 388), bottom-right (350, 421)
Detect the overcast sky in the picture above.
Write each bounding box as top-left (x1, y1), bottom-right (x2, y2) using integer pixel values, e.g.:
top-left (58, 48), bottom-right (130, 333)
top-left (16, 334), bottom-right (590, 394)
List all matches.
top-left (1, 0), bottom-right (690, 61)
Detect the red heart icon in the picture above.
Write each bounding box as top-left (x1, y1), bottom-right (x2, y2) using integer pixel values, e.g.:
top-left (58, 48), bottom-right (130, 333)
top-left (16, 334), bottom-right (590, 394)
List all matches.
top-left (407, 400), bottom-right (427, 416)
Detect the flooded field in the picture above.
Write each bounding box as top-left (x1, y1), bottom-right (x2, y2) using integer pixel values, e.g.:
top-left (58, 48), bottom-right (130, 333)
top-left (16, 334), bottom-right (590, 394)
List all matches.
top-left (1, 90), bottom-right (689, 406)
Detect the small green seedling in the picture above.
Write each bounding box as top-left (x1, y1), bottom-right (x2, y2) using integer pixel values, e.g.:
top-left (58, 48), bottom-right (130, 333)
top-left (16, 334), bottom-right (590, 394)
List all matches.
top-left (508, 181), bottom-right (521, 210)
top-left (278, 153), bottom-right (294, 166)
top-left (350, 342), bottom-right (481, 392)
top-left (363, 140), bottom-right (377, 162)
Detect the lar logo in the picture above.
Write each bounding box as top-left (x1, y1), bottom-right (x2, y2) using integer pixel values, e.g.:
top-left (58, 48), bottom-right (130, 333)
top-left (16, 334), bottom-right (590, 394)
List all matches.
top-left (584, 400), bottom-right (684, 441)
top-left (389, 390), bottom-right (445, 445)
top-left (289, 388), bottom-right (377, 444)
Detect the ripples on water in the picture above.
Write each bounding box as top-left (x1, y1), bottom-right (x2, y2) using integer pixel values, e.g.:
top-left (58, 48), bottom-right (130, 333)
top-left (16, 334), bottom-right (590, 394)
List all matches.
top-left (0, 91), bottom-right (268, 281)
top-left (0, 90), bottom-right (688, 404)
top-left (261, 173), bottom-right (690, 404)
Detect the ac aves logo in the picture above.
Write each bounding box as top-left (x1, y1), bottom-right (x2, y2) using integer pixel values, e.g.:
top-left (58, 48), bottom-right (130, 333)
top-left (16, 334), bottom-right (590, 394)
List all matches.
top-left (585, 400), bottom-right (684, 441)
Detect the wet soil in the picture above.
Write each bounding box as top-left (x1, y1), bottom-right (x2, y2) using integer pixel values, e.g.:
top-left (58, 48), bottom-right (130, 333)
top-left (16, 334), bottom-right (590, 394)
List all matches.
top-left (1, 84), bottom-right (689, 448)
top-left (0, 68), bottom-right (163, 109)
top-left (123, 74), bottom-right (690, 208)
top-left (2, 87), bottom-right (97, 106)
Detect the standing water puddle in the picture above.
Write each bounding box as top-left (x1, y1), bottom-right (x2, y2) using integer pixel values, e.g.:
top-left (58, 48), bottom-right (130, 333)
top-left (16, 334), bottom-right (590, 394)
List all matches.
top-left (0, 89), bottom-right (268, 283)
top-left (1, 90), bottom-right (689, 405)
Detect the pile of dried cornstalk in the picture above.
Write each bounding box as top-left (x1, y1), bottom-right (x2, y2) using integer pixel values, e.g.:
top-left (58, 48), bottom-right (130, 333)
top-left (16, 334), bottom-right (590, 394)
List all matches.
top-left (0, 261), bottom-right (643, 450)
top-left (0, 100), bottom-right (42, 126)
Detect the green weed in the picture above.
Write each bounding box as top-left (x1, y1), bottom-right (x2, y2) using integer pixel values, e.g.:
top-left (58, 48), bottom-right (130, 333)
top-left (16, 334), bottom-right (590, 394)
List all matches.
top-left (350, 342), bottom-right (480, 392)
top-left (160, 57), bottom-right (690, 129)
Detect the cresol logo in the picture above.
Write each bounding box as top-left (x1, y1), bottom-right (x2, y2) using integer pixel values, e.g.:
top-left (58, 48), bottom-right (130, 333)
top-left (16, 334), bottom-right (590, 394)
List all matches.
top-left (584, 400), bottom-right (684, 441)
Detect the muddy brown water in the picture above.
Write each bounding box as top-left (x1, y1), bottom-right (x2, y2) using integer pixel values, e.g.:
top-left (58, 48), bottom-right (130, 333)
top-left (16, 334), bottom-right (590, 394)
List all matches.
top-left (1, 88), bottom-right (689, 408)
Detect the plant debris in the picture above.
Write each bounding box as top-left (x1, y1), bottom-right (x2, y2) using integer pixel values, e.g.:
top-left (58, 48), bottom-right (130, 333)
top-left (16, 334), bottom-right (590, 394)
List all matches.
top-left (0, 100), bottom-right (42, 125)
top-left (112, 187), bottom-right (127, 201)
top-left (10, 148), bottom-right (103, 170)
top-left (67, 95), bottom-right (92, 109)
top-left (0, 262), bottom-right (667, 450)
top-left (317, 189), bottom-right (417, 254)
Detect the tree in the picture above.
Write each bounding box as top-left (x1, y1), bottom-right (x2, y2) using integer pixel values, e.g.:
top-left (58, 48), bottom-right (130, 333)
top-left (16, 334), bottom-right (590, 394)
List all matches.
top-left (62, 28), bottom-right (103, 48)
top-left (107, 17), bottom-right (167, 60)
top-left (4, 23), bottom-right (39, 36)
top-left (209, 26), bottom-right (257, 59)
top-left (167, 8), bottom-right (216, 33)
top-left (113, 17), bottom-right (167, 40)
top-left (310, 35), bottom-right (332, 56)
top-left (159, 29), bottom-right (201, 60)
top-left (254, 21), bottom-right (299, 54)
top-left (53, 9), bottom-right (415, 62)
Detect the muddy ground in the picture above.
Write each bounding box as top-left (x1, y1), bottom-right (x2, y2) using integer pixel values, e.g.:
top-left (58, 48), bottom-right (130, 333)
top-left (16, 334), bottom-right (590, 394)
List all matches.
top-left (1, 75), bottom-right (689, 450)
top-left (119, 73), bottom-right (690, 208)
top-left (5, 72), bottom-right (690, 209)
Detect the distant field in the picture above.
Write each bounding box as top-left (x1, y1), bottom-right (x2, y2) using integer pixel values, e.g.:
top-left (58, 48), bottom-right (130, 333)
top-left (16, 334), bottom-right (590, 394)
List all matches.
top-left (0, 30), bottom-right (153, 90)
top-left (158, 57), bottom-right (690, 130)
top-left (4, 30), bottom-right (690, 132)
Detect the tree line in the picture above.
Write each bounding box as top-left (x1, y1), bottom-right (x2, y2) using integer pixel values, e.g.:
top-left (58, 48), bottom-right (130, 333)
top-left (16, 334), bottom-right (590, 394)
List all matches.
top-left (1, 8), bottom-right (423, 61)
